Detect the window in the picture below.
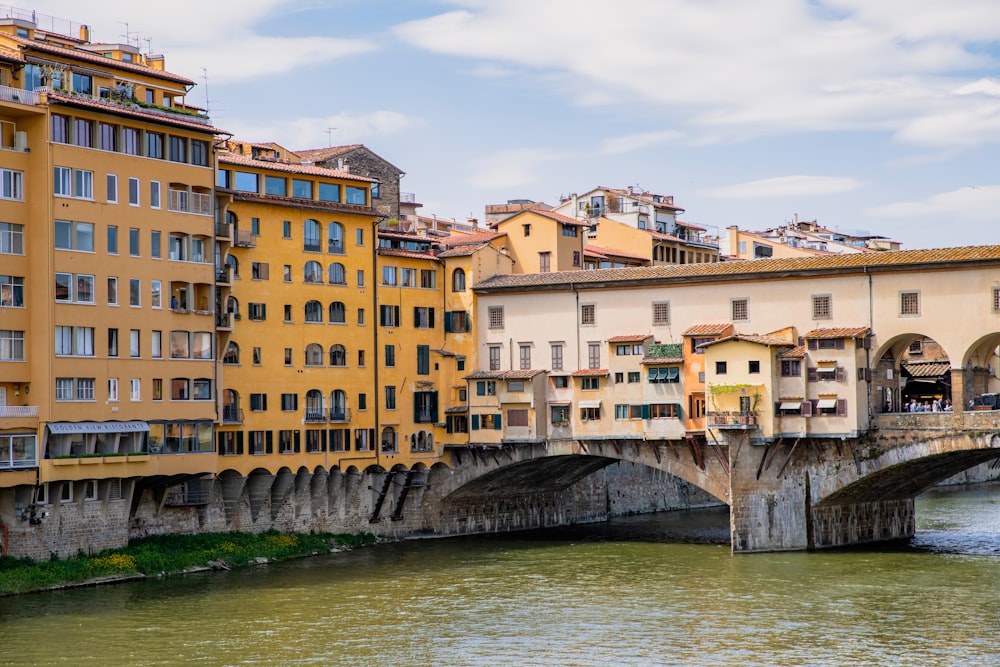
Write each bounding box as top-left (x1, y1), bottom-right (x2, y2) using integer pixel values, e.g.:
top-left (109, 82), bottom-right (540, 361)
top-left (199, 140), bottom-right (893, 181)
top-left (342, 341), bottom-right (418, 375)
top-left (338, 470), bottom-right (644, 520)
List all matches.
top-left (107, 328), bottom-right (119, 357)
top-left (0, 169), bottom-right (23, 201)
top-left (908, 340), bottom-right (923, 355)
top-left (539, 251), bottom-right (550, 272)
top-left (400, 267), bottom-right (416, 288)
top-left (107, 277), bottom-right (118, 305)
top-left (54, 273), bottom-right (94, 304)
top-left (281, 393), bottom-right (298, 411)
top-left (476, 381), bottom-right (497, 396)
top-left (151, 231), bottom-right (161, 259)
top-left (749, 360), bottom-right (760, 374)
top-left (414, 307), bottom-right (435, 328)
top-left (385, 386), bottom-right (396, 410)
top-left (292, 179), bottom-right (312, 199)
top-left (417, 345), bottom-right (430, 375)
top-left (507, 381), bottom-right (525, 392)
top-left (191, 140), bottom-right (209, 167)
top-left (647, 367), bottom-right (680, 383)
top-left (382, 266), bottom-right (398, 286)
top-left (253, 347), bottom-right (261, 365)
top-left (149, 280), bottom-right (162, 309)
top-left (54, 220), bottom-right (95, 251)
top-left (250, 393), bottom-right (268, 412)
top-left (379, 305), bottom-right (400, 327)
top-left (507, 409), bottom-right (529, 427)
top-left (318, 183), bottom-right (340, 202)
top-left (444, 310), bottom-right (469, 333)
top-left (55, 326), bottom-right (95, 356)
top-left (73, 118), bottom-right (93, 147)
top-left (420, 270), bottom-right (436, 289)
top-left (993, 287), bottom-right (1000, 314)
top-left (582, 377), bottom-right (600, 390)
top-left (580, 406), bottom-right (601, 421)
top-left (252, 262), bottom-right (270, 281)
top-left (328, 222), bottom-right (344, 253)
top-left (652, 302), bottom-right (670, 325)
top-left (488, 306), bottom-right (504, 330)
top-left (356, 228), bottom-right (364, 246)
top-left (106, 174), bottom-right (119, 204)
top-left (0, 223), bottom-right (24, 255)
top-left (716, 361), bottom-right (727, 374)
top-left (128, 177), bottom-right (140, 206)
top-left (345, 186), bottom-right (366, 205)
top-left (129, 279), bottom-right (140, 307)
top-left (519, 344), bottom-right (531, 370)
top-left (812, 294), bottom-right (832, 320)
top-left (649, 403), bottom-right (680, 419)
top-left (357, 270), bottom-right (365, 287)
top-left (130, 329), bottom-right (140, 358)
top-left (588, 343), bottom-right (601, 369)
top-left (385, 344), bottom-right (396, 367)
top-left (731, 298), bottom-right (748, 321)
top-left (581, 304), bottom-right (595, 325)
top-left (129, 227), bottom-right (140, 256)
top-left (305, 343), bottom-right (323, 366)
top-left (329, 344), bottom-right (346, 367)
top-left (573, 251), bottom-right (581, 267)
top-left (150, 181), bottom-right (161, 209)
top-left (152, 379), bottom-right (162, 401)
top-left (551, 405), bottom-right (570, 425)
top-left (55, 377), bottom-right (95, 401)
top-left (51, 114), bottom-right (68, 142)
top-left (616, 344), bottom-right (643, 356)
top-left (122, 127), bottom-right (139, 155)
top-left (781, 360), bottom-right (801, 377)
top-left (234, 171), bottom-right (259, 193)
top-left (563, 225), bottom-right (579, 237)
top-left (106, 225), bottom-right (119, 254)
top-left (72, 72), bottom-right (92, 94)
top-left (0, 276), bottom-right (23, 308)
top-left (304, 300), bottom-right (323, 322)
top-left (0, 330), bottom-right (25, 361)
top-left (452, 268), bottom-right (466, 292)
top-left (248, 302), bottom-right (267, 321)
top-left (168, 136), bottom-right (187, 163)
top-left (284, 348), bottom-right (293, 365)
top-left (900, 291), bottom-right (920, 316)
top-left (551, 344), bottom-right (564, 371)
top-left (151, 331), bottom-right (162, 359)
top-left (328, 263), bottom-right (346, 285)
top-left (489, 345), bottom-right (501, 371)
top-left (357, 308), bottom-right (365, 325)
top-left (99, 122), bottom-right (116, 151)
top-left (130, 379), bottom-right (141, 402)
top-left (146, 131), bottom-right (164, 159)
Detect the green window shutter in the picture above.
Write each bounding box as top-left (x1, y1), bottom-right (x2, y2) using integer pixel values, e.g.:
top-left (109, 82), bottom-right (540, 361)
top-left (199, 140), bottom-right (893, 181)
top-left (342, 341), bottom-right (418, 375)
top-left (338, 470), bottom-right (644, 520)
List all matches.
top-left (641, 404), bottom-right (650, 420)
top-left (344, 428), bottom-right (351, 451)
top-left (476, 381), bottom-right (486, 396)
top-left (444, 311), bottom-right (454, 333)
top-left (647, 369), bottom-right (658, 383)
top-left (236, 431), bottom-right (244, 455)
top-left (413, 306), bottom-right (420, 327)
top-left (321, 429), bottom-right (328, 452)
top-left (472, 414), bottom-right (480, 430)
top-left (429, 308), bottom-right (435, 328)
top-left (430, 391), bottom-right (438, 423)
top-left (493, 413), bottom-right (502, 430)
top-left (294, 430), bottom-right (301, 453)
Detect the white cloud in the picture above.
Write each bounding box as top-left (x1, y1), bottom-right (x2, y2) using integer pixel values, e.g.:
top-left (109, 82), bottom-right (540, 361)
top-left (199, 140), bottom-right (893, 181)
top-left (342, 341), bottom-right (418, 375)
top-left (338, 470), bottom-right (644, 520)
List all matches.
top-left (466, 148), bottom-right (567, 189)
top-left (226, 111), bottom-right (422, 149)
top-left (705, 176), bottom-right (865, 199)
top-left (599, 130), bottom-right (684, 155)
top-left (869, 185), bottom-right (1000, 220)
top-left (392, 1), bottom-right (1000, 147)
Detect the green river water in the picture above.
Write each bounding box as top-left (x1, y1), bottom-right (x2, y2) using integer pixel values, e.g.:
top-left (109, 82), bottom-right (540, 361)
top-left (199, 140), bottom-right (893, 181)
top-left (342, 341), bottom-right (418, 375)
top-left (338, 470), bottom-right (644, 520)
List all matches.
top-left (1, 483), bottom-right (998, 667)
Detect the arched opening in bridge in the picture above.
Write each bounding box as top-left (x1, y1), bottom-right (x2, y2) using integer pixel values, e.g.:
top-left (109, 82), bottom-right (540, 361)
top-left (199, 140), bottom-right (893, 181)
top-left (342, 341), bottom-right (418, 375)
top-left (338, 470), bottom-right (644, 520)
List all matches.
top-left (874, 334), bottom-right (952, 413)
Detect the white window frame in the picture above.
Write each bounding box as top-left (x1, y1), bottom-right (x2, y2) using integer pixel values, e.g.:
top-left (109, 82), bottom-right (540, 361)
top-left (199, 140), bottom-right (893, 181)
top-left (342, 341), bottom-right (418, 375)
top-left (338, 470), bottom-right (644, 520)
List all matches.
top-left (129, 177), bottom-right (140, 206)
top-left (108, 377), bottom-right (119, 402)
top-left (150, 180), bottom-right (161, 209)
top-left (106, 173), bottom-right (118, 204)
top-left (130, 378), bottom-right (141, 402)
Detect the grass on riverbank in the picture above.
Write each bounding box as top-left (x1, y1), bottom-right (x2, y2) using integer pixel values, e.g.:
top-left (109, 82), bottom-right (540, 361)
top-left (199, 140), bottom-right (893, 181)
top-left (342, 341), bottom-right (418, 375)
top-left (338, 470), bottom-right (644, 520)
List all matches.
top-left (0, 530), bottom-right (377, 595)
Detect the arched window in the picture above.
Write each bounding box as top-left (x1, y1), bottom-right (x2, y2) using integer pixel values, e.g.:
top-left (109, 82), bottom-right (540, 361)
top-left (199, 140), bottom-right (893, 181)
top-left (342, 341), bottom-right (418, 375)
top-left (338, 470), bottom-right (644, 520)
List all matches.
top-left (305, 389), bottom-right (324, 421)
top-left (330, 390), bottom-right (347, 420)
top-left (328, 262), bottom-right (346, 285)
top-left (226, 254), bottom-right (239, 279)
top-left (329, 344), bottom-right (346, 367)
top-left (303, 219), bottom-right (321, 252)
top-left (226, 296), bottom-right (239, 317)
top-left (226, 210), bottom-right (237, 227)
top-left (381, 427), bottom-right (397, 453)
top-left (329, 301), bottom-right (346, 323)
top-left (304, 300), bottom-right (323, 322)
top-left (327, 222), bottom-right (344, 254)
top-left (222, 341), bottom-right (239, 364)
top-left (222, 389), bottom-right (240, 423)
top-left (452, 268), bottom-right (466, 292)
top-left (304, 261), bottom-right (323, 283)
top-left (304, 343), bottom-right (324, 366)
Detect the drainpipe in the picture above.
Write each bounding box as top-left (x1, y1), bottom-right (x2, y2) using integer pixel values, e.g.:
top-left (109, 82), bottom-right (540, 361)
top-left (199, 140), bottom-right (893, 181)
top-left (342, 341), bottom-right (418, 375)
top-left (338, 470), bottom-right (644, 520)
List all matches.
top-left (571, 283), bottom-right (580, 368)
top-left (865, 266), bottom-right (873, 419)
top-left (372, 217), bottom-right (383, 470)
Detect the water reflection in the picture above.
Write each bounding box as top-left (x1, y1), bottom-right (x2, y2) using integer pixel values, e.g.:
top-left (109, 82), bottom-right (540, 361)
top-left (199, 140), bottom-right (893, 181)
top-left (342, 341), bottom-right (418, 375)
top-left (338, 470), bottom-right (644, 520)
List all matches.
top-left (0, 483), bottom-right (996, 667)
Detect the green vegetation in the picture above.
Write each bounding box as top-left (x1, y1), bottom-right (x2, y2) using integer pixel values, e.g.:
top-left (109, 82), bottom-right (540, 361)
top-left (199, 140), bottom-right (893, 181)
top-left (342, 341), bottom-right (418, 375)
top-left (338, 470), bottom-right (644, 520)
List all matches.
top-left (0, 530), bottom-right (377, 595)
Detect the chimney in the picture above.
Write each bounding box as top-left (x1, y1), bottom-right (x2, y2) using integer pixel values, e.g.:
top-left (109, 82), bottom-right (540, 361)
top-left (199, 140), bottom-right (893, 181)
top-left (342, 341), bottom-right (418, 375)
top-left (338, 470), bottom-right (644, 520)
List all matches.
top-left (79, 25), bottom-right (90, 42)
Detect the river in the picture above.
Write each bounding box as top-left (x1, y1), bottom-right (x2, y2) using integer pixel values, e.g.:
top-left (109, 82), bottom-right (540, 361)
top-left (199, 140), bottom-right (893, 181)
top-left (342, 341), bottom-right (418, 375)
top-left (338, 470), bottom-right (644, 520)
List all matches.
top-left (1, 483), bottom-right (998, 667)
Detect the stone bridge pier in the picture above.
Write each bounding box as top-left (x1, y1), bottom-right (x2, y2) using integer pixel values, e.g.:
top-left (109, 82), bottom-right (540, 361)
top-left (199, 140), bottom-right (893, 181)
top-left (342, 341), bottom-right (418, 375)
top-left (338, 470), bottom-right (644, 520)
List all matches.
top-left (726, 413), bottom-right (1000, 553)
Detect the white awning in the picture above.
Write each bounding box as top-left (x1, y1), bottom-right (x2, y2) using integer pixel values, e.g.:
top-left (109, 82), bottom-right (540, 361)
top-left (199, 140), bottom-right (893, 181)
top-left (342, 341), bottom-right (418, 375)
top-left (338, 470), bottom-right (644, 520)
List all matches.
top-left (578, 400), bottom-right (602, 409)
top-left (47, 421), bottom-right (150, 434)
top-left (779, 402), bottom-right (801, 410)
top-left (816, 399), bottom-right (838, 409)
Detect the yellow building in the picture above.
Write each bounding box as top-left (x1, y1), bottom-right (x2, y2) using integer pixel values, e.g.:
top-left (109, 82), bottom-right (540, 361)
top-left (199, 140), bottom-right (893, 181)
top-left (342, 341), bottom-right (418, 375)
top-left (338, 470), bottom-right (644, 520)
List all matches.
top-left (0, 11), bottom-right (220, 553)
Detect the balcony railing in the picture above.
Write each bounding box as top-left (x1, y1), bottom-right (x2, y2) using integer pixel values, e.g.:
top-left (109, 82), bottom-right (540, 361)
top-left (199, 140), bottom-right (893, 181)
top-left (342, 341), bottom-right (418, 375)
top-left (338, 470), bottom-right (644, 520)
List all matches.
top-left (0, 405), bottom-right (39, 418)
top-left (222, 406), bottom-right (244, 424)
top-left (233, 229), bottom-right (256, 248)
top-left (707, 412), bottom-right (758, 429)
top-left (216, 266), bottom-right (232, 283)
top-left (0, 84), bottom-right (40, 106)
top-left (168, 190), bottom-right (212, 216)
top-left (329, 408), bottom-right (351, 423)
top-left (216, 312), bottom-right (232, 329)
top-left (305, 408), bottom-right (327, 423)
top-left (215, 223), bottom-right (231, 239)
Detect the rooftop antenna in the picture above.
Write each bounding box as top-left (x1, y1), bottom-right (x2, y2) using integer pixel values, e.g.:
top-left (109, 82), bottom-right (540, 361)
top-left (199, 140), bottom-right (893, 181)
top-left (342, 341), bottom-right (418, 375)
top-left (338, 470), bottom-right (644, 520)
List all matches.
top-left (325, 127), bottom-right (337, 147)
top-left (201, 67), bottom-right (211, 116)
top-left (118, 21), bottom-right (131, 46)
top-left (143, 36), bottom-right (152, 55)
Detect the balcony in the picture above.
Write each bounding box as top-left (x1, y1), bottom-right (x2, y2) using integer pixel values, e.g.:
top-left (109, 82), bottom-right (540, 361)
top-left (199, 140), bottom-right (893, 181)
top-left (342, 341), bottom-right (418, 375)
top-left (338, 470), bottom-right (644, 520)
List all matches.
top-left (222, 406), bottom-right (244, 424)
top-left (305, 408), bottom-right (328, 423)
top-left (216, 312), bottom-right (232, 330)
top-left (168, 190), bottom-right (212, 216)
top-left (0, 405), bottom-right (39, 418)
top-left (216, 266), bottom-right (232, 284)
top-left (233, 229), bottom-right (256, 248)
top-left (215, 223), bottom-right (231, 239)
top-left (707, 412), bottom-right (758, 429)
top-left (329, 408), bottom-right (352, 423)
top-left (0, 84), bottom-right (41, 106)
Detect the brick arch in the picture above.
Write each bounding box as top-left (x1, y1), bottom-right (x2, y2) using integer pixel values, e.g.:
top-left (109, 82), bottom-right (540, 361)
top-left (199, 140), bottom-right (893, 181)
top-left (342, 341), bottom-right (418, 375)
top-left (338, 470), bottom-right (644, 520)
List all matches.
top-left (440, 440), bottom-right (731, 504)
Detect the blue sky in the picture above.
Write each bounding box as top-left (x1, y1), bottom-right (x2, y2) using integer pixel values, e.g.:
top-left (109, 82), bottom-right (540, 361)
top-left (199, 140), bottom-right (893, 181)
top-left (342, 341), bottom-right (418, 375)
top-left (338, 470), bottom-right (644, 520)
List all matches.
top-left (31, 0), bottom-right (1000, 248)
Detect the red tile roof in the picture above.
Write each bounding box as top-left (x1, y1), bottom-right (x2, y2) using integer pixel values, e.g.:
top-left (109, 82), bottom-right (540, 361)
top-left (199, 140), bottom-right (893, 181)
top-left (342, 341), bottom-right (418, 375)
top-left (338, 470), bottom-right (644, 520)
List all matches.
top-left (779, 345), bottom-right (807, 359)
top-left (802, 327), bottom-right (870, 339)
top-left (47, 92), bottom-right (223, 134)
top-left (13, 36), bottom-right (194, 85)
top-left (498, 208), bottom-right (590, 228)
top-left (377, 248), bottom-right (439, 261)
top-left (683, 324), bottom-right (733, 337)
top-left (701, 334), bottom-right (795, 349)
top-left (641, 357), bottom-right (684, 364)
top-left (464, 370), bottom-right (546, 380)
top-left (219, 153), bottom-right (376, 182)
top-left (439, 230), bottom-right (505, 247)
top-left (607, 334), bottom-right (653, 343)
top-left (437, 243), bottom-right (489, 258)
top-left (903, 361), bottom-right (951, 377)
top-left (295, 145), bottom-right (363, 162)
top-left (585, 244), bottom-right (650, 262)
top-left (571, 368), bottom-right (610, 377)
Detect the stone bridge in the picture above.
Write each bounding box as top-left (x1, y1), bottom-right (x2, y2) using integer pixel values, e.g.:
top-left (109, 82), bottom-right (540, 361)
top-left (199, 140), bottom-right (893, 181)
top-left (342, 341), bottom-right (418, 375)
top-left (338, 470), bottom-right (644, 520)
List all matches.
top-left (436, 412), bottom-right (1000, 553)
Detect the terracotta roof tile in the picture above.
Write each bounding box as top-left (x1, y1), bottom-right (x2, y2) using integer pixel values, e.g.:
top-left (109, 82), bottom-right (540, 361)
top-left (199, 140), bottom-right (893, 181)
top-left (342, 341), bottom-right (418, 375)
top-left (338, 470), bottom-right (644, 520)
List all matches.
top-left (683, 324), bottom-right (733, 337)
top-left (230, 191), bottom-right (373, 216)
top-left (779, 345), bottom-right (807, 359)
top-left (13, 36), bottom-right (195, 85)
top-left (439, 230), bottom-right (505, 247)
top-left (802, 327), bottom-right (870, 339)
top-left (902, 361), bottom-right (951, 377)
top-left (701, 334), bottom-right (795, 349)
top-left (498, 209), bottom-right (589, 228)
top-left (437, 243), bottom-right (489, 258)
top-left (473, 245), bottom-right (1000, 292)
top-left (377, 248), bottom-right (439, 261)
top-left (47, 92), bottom-right (223, 134)
top-left (585, 244), bottom-right (649, 262)
top-left (219, 153), bottom-right (376, 182)
top-left (295, 145), bottom-right (363, 162)
top-left (571, 368), bottom-right (610, 377)
top-left (607, 334), bottom-right (654, 343)
top-left (464, 370), bottom-right (546, 380)
top-left (641, 357), bottom-right (684, 364)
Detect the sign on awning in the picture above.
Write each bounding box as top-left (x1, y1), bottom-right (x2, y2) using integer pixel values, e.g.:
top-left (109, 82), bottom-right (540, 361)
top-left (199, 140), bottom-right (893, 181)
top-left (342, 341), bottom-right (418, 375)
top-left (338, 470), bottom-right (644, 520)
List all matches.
top-left (47, 421), bottom-right (150, 434)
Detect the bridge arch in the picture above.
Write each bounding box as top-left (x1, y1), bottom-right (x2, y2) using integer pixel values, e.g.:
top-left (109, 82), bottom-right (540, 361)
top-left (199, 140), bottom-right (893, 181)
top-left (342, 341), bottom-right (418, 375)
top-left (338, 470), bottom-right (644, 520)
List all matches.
top-left (873, 333), bottom-right (954, 413)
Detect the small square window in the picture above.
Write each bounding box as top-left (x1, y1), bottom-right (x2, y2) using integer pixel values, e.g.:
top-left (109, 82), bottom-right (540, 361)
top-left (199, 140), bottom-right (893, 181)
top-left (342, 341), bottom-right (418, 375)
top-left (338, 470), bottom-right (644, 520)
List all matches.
top-left (900, 291), bottom-right (920, 316)
top-left (488, 306), bottom-right (504, 330)
top-left (812, 294), bottom-right (832, 320)
top-left (652, 302), bottom-right (670, 325)
top-left (581, 304), bottom-right (595, 325)
top-left (749, 360), bottom-right (760, 374)
top-left (716, 361), bottom-right (727, 374)
top-left (731, 298), bottom-right (748, 321)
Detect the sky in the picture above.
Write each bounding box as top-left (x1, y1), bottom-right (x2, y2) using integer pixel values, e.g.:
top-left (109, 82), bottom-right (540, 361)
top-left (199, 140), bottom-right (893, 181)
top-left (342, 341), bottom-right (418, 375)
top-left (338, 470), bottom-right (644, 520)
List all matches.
top-left (25, 0), bottom-right (1000, 249)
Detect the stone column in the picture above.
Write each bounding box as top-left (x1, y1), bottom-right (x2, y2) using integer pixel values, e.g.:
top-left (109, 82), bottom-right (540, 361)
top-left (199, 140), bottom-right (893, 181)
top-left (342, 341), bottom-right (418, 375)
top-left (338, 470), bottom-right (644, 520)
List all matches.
top-left (951, 368), bottom-right (967, 413)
